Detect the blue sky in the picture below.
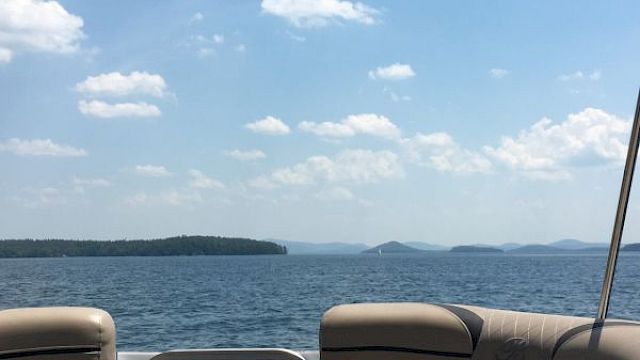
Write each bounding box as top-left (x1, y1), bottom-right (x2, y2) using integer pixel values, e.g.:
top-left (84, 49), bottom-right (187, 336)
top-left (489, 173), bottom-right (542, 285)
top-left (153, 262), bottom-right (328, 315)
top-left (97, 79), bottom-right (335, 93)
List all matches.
top-left (2, 0), bottom-right (640, 246)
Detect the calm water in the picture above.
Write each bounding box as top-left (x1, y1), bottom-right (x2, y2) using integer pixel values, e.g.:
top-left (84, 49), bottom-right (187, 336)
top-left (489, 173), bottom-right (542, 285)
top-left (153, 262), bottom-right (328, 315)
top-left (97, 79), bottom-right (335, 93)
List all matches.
top-left (1, 253), bottom-right (639, 351)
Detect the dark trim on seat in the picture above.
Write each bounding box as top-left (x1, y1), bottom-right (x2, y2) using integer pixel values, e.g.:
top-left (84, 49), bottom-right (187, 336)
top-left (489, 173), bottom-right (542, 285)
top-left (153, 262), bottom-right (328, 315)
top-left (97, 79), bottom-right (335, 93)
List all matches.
top-left (0, 347), bottom-right (100, 360)
top-left (551, 321), bottom-right (640, 359)
top-left (437, 304), bottom-right (483, 351)
top-left (321, 346), bottom-right (471, 358)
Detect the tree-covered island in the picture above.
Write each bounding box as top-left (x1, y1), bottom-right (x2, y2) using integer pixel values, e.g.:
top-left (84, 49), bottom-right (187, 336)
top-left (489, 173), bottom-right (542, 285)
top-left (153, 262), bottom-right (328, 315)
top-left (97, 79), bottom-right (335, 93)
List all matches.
top-left (0, 236), bottom-right (287, 258)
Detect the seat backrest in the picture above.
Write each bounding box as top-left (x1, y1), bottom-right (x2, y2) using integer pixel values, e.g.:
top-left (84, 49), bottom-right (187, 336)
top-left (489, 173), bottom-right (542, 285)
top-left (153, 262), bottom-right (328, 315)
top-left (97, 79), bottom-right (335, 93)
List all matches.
top-left (0, 307), bottom-right (116, 360)
top-left (320, 302), bottom-right (640, 360)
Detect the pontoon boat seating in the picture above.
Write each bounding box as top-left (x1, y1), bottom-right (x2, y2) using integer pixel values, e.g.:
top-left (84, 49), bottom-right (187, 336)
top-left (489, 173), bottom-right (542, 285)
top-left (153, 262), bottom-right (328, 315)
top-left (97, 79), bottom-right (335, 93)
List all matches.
top-left (320, 302), bottom-right (640, 360)
top-left (0, 307), bottom-right (115, 360)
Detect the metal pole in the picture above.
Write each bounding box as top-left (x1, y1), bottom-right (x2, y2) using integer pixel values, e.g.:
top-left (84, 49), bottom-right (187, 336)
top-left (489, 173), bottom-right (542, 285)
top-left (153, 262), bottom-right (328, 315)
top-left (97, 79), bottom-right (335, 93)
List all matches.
top-left (597, 89), bottom-right (640, 320)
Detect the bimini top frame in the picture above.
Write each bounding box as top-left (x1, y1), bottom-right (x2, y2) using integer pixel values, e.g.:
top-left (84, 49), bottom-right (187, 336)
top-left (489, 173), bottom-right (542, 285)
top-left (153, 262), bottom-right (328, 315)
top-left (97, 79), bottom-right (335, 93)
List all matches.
top-left (597, 89), bottom-right (640, 320)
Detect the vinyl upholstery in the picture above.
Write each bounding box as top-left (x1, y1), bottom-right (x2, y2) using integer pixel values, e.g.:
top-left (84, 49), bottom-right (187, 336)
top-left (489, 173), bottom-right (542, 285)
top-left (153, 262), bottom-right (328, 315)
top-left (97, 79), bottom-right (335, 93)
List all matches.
top-left (320, 303), bottom-right (640, 360)
top-left (0, 307), bottom-right (116, 360)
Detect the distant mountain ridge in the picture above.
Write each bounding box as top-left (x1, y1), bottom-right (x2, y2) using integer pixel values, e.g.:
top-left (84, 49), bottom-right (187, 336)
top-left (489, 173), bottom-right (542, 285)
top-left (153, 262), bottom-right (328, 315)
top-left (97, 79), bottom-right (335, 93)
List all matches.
top-left (267, 239), bottom-right (610, 255)
top-left (362, 241), bottom-right (422, 254)
top-left (450, 245), bottom-right (503, 253)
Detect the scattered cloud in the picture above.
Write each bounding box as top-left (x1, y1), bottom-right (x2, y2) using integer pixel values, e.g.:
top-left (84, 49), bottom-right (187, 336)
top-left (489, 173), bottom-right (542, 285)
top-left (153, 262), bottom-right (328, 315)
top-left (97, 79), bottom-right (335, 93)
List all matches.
top-left (383, 87), bottom-right (411, 102)
top-left (0, 47), bottom-right (12, 63)
top-left (78, 100), bottom-right (161, 118)
top-left (250, 149), bottom-right (403, 188)
top-left (0, 0), bottom-right (84, 64)
top-left (213, 34), bottom-right (225, 44)
top-left (235, 43), bottom-right (246, 52)
top-left (314, 186), bottom-right (354, 201)
top-left (125, 190), bottom-right (202, 207)
top-left (224, 149), bottom-right (267, 161)
top-left (287, 31), bottom-right (306, 42)
top-left (72, 177), bottom-right (111, 187)
top-left (558, 70), bottom-right (601, 82)
top-left (75, 71), bottom-right (168, 98)
top-left (245, 115), bottom-right (291, 135)
top-left (189, 12), bottom-right (204, 24)
top-left (261, 0), bottom-right (380, 28)
top-left (369, 63), bottom-right (416, 81)
top-left (16, 186), bottom-right (67, 207)
top-left (0, 138), bottom-right (87, 157)
top-left (299, 113), bottom-right (401, 140)
top-left (402, 132), bottom-right (493, 174)
top-left (489, 68), bottom-right (509, 79)
top-left (188, 169), bottom-right (225, 189)
top-left (484, 108), bottom-right (629, 180)
top-left (135, 165), bottom-right (171, 177)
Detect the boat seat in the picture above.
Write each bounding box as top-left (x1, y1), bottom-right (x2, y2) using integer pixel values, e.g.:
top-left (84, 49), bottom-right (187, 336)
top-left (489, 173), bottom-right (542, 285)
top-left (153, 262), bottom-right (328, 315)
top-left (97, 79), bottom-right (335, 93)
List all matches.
top-left (0, 307), bottom-right (116, 360)
top-left (320, 302), bottom-right (640, 360)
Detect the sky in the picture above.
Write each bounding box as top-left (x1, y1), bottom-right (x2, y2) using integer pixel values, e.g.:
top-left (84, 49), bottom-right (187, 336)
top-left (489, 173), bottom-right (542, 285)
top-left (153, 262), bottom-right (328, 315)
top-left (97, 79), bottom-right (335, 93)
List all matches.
top-left (2, 0), bottom-right (640, 246)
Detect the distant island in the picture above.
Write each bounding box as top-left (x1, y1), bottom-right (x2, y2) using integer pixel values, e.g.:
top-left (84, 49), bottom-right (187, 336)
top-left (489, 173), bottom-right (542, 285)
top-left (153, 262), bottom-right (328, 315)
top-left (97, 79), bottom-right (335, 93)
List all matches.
top-left (623, 243), bottom-right (640, 251)
top-left (450, 245), bottom-right (503, 253)
top-left (362, 241), bottom-right (423, 254)
top-left (0, 236), bottom-right (287, 258)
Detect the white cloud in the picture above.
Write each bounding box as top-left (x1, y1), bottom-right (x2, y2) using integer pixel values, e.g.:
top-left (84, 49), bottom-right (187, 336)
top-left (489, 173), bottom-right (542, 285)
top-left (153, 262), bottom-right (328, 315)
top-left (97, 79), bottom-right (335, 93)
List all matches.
top-left (16, 186), bottom-right (66, 207)
top-left (558, 70), bottom-right (601, 82)
top-left (235, 44), bottom-right (246, 52)
top-left (484, 108), bottom-right (629, 180)
top-left (213, 34), bottom-right (224, 44)
top-left (0, 0), bottom-right (84, 63)
top-left (0, 47), bottom-right (12, 63)
top-left (125, 190), bottom-right (202, 207)
top-left (75, 71), bottom-right (167, 98)
top-left (188, 169), bottom-right (225, 189)
top-left (402, 132), bottom-right (493, 174)
top-left (78, 100), bottom-right (161, 118)
top-left (135, 165), bottom-right (171, 177)
top-left (299, 113), bottom-right (401, 140)
top-left (189, 12), bottom-right (204, 24)
top-left (0, 138), bottom-right (87, 157)
top-left (368, 63), bottom-right (416, 81)
top-left (245, 115), bottom-right (290, 135)
top-left (72, 177), bottom-right (111, 187)
top-left (251, 149), bottom-right (403, 188)
top-left (224, 149), bottom-right (267, 161)
top-left (261, 0), bottom-right (380, 28)
top-left (314, 186), bottom-right (354, 201)
top-left (489, 68), bottom-right (509, 79)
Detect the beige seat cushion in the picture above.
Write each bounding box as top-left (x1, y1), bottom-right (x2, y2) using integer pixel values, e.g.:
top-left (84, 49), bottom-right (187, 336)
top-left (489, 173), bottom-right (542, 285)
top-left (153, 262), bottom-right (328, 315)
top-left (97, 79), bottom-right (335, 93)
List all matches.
top-left (320, 302), bottom-right (640, 360)
top-left (0, 307), bottom-right (115, 360)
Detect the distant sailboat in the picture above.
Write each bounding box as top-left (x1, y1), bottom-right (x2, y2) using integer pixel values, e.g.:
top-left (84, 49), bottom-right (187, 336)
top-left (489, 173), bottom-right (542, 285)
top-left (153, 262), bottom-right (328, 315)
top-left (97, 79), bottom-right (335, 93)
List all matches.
top-left (378, 249), bottom-right (382, 256)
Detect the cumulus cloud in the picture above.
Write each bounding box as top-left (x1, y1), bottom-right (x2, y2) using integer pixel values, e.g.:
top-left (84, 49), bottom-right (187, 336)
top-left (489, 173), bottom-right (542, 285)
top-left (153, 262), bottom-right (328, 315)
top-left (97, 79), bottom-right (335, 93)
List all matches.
top-left (299, 113), bottom-right (401, 140)
top-left (78, 100), bottom-right (161, 118)
top-left (368, 63), bottom-right (416, 81)
top-left (224, 149), bottom-right (267, 161)
top-left (245, 115), bottom-right (290, 135)
top-left (188, 169), bottom-right (225, 189)
top-left (402, 132), bottom-right (493, 174)
top-left (0, 0), bottom-right (84, 63)
top-left (489, 68), bottom-right (509, 79)
top-left (261, 0), bottom-right (380, 28)
top-left (484, 108), bottom-right (629, 180)
top-left (135, 165), bottom-right (171, 177)
top-left (75, 71), bottom-right (168, 98)
top-left (0, 138), bottom-right (87, 157)
top-left (250, 149), bottom-right (403, 188)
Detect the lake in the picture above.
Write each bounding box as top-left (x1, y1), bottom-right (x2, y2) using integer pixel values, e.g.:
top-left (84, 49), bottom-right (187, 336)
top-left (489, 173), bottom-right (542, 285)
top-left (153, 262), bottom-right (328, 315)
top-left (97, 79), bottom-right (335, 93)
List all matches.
top-left (1, 253), bottom-right (639, 351)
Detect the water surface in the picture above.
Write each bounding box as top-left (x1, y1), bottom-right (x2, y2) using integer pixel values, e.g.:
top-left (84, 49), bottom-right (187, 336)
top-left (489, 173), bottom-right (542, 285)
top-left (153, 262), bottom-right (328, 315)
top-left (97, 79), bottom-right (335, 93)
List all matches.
top-left (1, 253), bottom-right (639, 350)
